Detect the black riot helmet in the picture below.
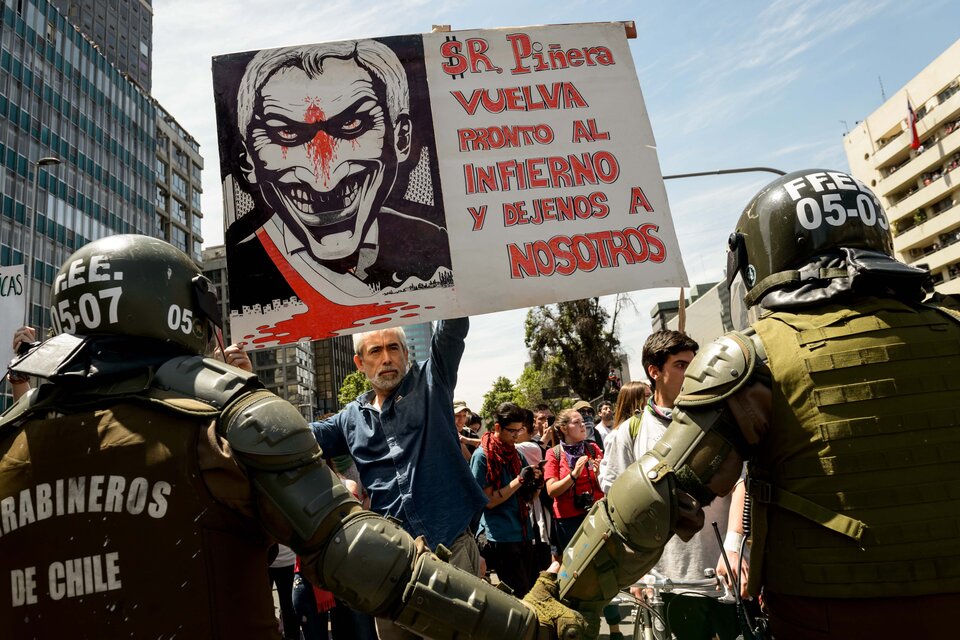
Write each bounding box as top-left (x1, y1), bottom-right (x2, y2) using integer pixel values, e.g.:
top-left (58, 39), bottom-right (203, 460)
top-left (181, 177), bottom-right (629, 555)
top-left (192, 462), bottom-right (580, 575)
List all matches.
top-left (50, 235), bottom-right (222, 354)
top-left (727, 169), bottom-right (894, 307)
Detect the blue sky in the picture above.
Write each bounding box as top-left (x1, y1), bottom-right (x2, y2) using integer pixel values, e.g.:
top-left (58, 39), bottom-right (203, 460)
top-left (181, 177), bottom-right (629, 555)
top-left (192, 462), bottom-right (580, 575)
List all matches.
top-left (153, 0), bottom-right (960, 410)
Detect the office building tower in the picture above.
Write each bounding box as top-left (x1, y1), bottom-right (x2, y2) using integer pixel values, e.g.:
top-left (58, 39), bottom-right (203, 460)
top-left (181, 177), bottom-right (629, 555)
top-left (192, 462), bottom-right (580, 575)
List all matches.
top-left (845, 39), bottom-right (960, 293)
top-left (313, 336), bottom-right (355, 416)
top-left (250, 341), bottom-right (316, 422)
top-left (403, 321), bottom-right (433, 363)
top-left (0, 0), bottom-right (156, 335)
top-left (201, 244), bottom-right (231, 342)
top-left (649, 282), bottom-right (718, 332)
top-left (155, 102), bottom-right (202, 263)
top-left (48, 1), bottom-right (201, 261)
top-left (48, 0), bottom-right (152, 91)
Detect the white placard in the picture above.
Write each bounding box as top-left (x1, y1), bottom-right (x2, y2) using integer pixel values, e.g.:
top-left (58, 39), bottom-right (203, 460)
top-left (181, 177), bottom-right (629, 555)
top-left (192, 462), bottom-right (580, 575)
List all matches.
top-left (212, 23), bottom-right (687, 348)
top-left (0, 264), bottom-right (25, 372)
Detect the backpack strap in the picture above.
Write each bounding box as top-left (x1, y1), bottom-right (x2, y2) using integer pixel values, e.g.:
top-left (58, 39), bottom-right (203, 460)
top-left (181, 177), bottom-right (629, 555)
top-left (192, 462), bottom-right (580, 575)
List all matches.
top-left (628, 414), bottom-right (643, 440)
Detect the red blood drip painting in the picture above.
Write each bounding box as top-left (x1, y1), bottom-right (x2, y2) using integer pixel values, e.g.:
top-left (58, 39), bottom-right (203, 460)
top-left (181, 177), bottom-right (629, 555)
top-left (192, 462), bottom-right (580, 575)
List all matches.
top-left (304, 101), bottom-right (334, 184)
top-left (250, 229), bottom-right (405, 344)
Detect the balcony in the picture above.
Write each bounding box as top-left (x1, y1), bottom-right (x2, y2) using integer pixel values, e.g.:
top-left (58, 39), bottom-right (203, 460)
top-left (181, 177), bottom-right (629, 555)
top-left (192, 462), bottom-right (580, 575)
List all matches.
top-left (893, 200), bottom-right (960, 254)
top-left (873, 88), bottom-right (960, 169)
top-left (936, 272), bottom-right (960, 295)
top-left (887, 169), bottom-right (958, 224)
top-left (879, 125), bottom-right (960, 198)
top-left (896, 201), bottom-right (960, 251)
top-left (910, 237), bottom-right (960, 273)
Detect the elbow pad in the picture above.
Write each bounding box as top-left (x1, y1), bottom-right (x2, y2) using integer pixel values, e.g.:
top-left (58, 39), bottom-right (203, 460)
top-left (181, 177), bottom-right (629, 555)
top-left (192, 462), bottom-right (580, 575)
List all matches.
top-left (220, 388), bottom-right (359, 549)
top-left (665, 329), bottom-right (767, 504)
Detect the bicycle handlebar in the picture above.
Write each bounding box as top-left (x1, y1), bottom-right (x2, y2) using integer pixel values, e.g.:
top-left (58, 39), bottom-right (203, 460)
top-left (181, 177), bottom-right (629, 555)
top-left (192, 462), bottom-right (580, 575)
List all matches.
top-left (636, 575), bottom-right (719, 591)
top-left (629, 568), bottom-right (735, 603)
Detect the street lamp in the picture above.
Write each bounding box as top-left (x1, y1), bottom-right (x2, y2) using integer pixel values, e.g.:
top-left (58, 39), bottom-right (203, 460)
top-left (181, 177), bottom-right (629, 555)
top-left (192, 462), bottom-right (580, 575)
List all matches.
top-left (24, 156), bottom-right (61, 327)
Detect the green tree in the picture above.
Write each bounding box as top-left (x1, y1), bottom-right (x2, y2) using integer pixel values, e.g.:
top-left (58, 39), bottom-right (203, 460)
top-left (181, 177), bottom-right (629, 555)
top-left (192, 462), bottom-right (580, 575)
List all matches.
top-left (524, 298), bottom-right (622, 402)
top-left (513, 364), bottom-right (548, 410)
top-left (512, 355), bottom-right (569, 410)
top-left (338, 370), bottom-right (372, 407)
top-left (481, 375), bottom-right (517, 421)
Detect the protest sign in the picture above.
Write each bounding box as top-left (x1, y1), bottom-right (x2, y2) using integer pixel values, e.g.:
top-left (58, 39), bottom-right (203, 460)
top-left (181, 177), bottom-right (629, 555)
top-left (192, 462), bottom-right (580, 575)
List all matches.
top-left (212, 22), bottom-right (687, 347)
top-left (0, 264), bottom-right (25, 373)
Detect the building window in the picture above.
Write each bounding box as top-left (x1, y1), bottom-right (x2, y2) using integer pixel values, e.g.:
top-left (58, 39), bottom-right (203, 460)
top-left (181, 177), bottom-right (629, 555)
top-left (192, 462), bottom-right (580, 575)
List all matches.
top-left (172, 198), bottom-right (187, 224)
top-left (171, 226), bottom-right (187, 252)
top-left (171, 173), bottom-right (187, 198)
top-left (937, 80), bottom-right (959, 105)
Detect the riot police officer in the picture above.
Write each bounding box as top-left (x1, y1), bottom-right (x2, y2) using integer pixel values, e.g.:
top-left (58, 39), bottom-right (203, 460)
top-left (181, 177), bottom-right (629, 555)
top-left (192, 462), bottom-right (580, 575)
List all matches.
top-left (0, 235), bottom-right (582, 639)
top-left (554, 170), bottom-right (960, 638)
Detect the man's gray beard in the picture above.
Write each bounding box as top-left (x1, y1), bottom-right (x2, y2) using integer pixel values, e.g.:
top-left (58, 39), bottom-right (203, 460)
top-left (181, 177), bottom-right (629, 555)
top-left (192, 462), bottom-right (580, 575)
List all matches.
top-left (370, 373), bottom-right (402, 393)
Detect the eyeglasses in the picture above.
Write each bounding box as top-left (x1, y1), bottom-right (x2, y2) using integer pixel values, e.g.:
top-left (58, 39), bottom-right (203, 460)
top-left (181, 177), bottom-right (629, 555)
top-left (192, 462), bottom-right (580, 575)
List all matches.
top-left (502, 426), bottom-right (524, 434)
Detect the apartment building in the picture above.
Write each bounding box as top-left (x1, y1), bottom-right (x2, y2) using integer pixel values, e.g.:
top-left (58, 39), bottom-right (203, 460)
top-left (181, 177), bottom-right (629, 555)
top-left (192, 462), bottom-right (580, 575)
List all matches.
top-left (845, 39), bottom-right (960, 293)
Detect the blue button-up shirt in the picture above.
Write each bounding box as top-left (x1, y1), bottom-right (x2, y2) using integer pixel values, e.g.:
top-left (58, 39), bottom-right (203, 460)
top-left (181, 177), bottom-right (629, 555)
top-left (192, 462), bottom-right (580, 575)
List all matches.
top-left (312, 318), bottom-right (487, 549)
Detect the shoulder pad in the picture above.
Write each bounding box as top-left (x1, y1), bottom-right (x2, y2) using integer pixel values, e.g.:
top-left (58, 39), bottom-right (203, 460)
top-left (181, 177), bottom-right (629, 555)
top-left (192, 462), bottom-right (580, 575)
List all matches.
top-left (152, 355), bottom-right (260, 410)
top-left (220, 390), bottom-right (319, 464)
top-left (676, 329), bottom-right (765, 408)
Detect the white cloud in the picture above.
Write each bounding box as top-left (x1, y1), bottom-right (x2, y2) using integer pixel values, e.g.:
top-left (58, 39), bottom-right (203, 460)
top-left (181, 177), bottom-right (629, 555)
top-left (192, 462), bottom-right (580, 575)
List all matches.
top-left (718, 0), bottom-right (888, 77)
top-left (657, 68), bottom-right (802, 138)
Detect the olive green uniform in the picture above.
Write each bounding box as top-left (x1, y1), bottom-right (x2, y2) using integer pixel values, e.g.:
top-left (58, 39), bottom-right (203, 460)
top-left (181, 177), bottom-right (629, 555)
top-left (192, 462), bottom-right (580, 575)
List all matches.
top-left (749, 298), bottom-right (960, 599)
top-left (0, 396), bottom-right (275, 638)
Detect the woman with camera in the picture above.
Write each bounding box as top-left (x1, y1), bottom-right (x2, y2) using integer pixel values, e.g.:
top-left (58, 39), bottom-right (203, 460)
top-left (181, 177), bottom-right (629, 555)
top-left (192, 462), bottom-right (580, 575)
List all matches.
top-left (543, 408), bottom-right (606, 553)
top-left (544, 408), bottom-right (625, 638)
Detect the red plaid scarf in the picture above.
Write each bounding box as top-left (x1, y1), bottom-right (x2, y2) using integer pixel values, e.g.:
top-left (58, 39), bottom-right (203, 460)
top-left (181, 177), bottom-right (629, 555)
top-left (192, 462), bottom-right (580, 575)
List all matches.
top-left (481, 431), bottom-right (529, 537)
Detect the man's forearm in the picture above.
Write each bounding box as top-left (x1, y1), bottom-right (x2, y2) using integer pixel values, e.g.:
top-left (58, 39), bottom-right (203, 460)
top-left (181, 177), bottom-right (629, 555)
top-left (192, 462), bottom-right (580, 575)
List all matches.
top-left (432, 317), bottom-right (469, 387)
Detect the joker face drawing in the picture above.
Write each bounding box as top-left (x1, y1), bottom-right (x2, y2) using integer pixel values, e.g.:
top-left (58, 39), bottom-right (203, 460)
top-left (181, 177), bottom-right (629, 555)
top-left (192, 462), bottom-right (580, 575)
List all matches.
top-left (237, 41), bottom-right (412, 263)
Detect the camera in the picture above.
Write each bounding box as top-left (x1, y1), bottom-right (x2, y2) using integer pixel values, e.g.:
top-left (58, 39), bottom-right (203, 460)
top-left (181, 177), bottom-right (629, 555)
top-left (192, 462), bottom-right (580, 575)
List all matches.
top-left (573, 491), bottom-right (594, 511)
top-left (519, 465), bottom-right (538, 485)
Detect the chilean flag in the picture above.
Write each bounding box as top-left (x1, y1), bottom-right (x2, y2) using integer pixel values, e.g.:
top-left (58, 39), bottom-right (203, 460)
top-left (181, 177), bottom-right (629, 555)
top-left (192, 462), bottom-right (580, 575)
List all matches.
top-left (908, 100), bottom-right (921, 150)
